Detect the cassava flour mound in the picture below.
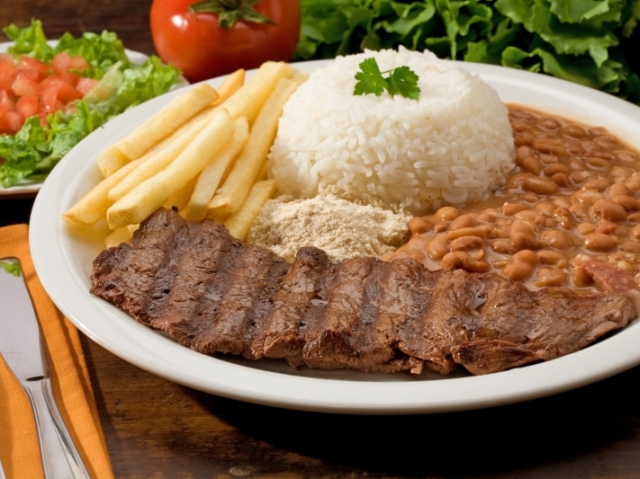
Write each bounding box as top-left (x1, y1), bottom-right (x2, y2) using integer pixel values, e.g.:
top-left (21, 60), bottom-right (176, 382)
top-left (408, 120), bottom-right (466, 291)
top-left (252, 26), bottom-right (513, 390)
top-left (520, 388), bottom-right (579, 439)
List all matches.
top-left (268, 47), bottom-right (515, 214)
top-left (246, 195), bottom-right (410, 262)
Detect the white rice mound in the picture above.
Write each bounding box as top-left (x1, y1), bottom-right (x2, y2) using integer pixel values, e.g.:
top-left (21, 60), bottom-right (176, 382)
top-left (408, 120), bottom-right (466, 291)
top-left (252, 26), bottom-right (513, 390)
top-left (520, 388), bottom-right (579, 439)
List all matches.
top-left (268, 47), bottom-right (516, 213)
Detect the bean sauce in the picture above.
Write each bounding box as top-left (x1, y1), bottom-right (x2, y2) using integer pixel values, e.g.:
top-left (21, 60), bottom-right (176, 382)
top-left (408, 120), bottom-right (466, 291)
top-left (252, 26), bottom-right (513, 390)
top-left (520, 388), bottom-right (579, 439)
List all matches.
top-left (386, 106), bottom-right (640, 293)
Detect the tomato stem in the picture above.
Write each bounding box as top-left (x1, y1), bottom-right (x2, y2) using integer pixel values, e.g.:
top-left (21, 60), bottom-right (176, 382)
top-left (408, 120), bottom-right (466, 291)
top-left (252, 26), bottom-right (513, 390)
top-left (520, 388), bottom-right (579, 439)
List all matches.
top-left (188, 0), bottom-right (276, 29)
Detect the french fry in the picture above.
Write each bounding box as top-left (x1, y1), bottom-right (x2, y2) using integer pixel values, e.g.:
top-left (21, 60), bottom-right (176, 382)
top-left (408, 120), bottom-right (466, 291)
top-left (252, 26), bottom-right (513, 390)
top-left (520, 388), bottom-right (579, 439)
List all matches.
top-left (211, 69), bottom-right (245, 106)
top-left (256, 161), bottom-right (269, 182)
top-left (107, 109), bottom-right (235, 229)
top-left (223, 61), bottom-right (294, 125)
top-left (181, 117), bottom-right (249, 221)
top-left (207, 78), bottom-right (298, 217)
top-left (108, 107), bottom-right (215, 202)
top-left (224, 179), bottom-right (277, 240)
top-left (63, 156), bottom-right (146, 225)
top-left (95, 145), bottom-right (129, 178)
top-left (97, 83), bottom-right (219, 176)
top-left (104, 224), bottom-right (139, 248)
top-left (164, 176), bottom-right (198, 212)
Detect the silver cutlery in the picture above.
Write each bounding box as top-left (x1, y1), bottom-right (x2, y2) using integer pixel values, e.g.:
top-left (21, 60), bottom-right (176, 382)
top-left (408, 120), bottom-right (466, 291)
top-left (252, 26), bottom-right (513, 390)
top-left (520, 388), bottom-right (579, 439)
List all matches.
top-left (0, 258), bottom-right (90, 479)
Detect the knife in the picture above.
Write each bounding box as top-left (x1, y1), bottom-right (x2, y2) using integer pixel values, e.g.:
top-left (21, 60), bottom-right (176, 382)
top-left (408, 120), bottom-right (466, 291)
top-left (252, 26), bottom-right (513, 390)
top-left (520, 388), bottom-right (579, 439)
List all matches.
top-left (0, 258), bottom-right (90, 479)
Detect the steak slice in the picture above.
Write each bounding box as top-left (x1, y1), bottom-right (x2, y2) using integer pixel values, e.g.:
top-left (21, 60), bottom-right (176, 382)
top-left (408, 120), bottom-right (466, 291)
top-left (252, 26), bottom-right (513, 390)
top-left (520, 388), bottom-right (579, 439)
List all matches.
top-left (91, 208), bottom-right (638, 375)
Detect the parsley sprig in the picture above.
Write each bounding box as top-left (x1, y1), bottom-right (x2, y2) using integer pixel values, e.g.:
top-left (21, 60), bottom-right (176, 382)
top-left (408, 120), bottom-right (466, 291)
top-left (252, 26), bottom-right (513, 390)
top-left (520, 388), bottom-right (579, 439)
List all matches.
top-left (353, 58), bottom-right (421, 100)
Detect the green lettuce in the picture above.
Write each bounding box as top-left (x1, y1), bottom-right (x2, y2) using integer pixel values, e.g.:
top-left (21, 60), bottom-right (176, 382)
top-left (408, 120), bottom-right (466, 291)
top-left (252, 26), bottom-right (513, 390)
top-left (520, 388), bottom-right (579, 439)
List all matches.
top-left (0, 20), bottom-right (181, 188)
top-left (296, 0), bottom-right (640, 105)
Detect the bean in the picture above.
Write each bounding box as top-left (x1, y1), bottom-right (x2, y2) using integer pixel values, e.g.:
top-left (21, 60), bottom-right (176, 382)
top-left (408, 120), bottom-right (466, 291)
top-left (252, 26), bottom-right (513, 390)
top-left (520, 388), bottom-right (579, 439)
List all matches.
top-left (624, 173), bottom-right (640, 191)
top-left (543, 164), bottom-right (570, 176)
top-left (631, 225), bottom-right (640, 240)
top-left (628, 213), bottom-right (640, 222)
top-left (511, 120), bottom-right (530, 133)
top-left (551, 173), bottom-right (571, 188)
top-left (612, 194), bottom-right (640, 212)
top-left (566, 143), bottom-right (584, 155)
top-left (450, 214), bottom-right (474, 230)
top-left (516, 145), bottom-right (535, 161)
top-left (502, 203), bottom-right (528, 216)
top-left (503, 261), bottom-right (533, 281)
top-left (521, 192), bottom-right (541, 203)
top-left (585, 157), bottom-right (610, 171)
top-left (577, 223), bottom-right (596, 235)
top-left (534, 201), bottom-right (556, 216)
top-left (620, 241), bottom-right (640, 254)
top-left (572, 266), bottom-right (593, 287)
top-left (436, 206), bottom-right (460, 221)
top-left (522, 156), bottom-right (542, 175)
top-left (537, 249), bottom-right (567, 265)
top-left (475, 213), bottom-right (492, 223)
top-left (515, 133), bottom-right (534, 146)
top-left (595, 219), bottom-right (618, 235)
top-left (541, 230), bottom-right (574, 250)
top-left (533, 139), bottom-right (567, 157)
top-left (580, 140), bottom-right (599, 153)
top-left (433, 221), bottom-right (450, 233)
top-left (447, 225), bottom-right (492, 240)
top-left (569, 203), bottom-right (591, 221)
top-left (538, 153), bottom-right (558, 164)
top-left (611, 166), bottom-right (634, 178)
top-left (513, 249), bottom-right (538, 266)
top-left (466, 261), bottom-right (491, 273)
top-left (592, 199), bottom-right (627, 221)
top-left (523, 176), bottom-right (559, 195)
top-left (608, 183), bottom-right (632, 197)
top-left (505, 172), bottom-right (532, 191)
top-left (450, 235), bottom-right (483, 251)
top-left (614, 149), bottom-right (637, 163)
top-left (511, 232), bottom-right (547, 251)
top-left (568, 170), bottom-right (588, 185)
top-left (426, 234), bottom-right (449, 260)
top-left (514, 210), bottom-right (540, 224)
top-left (590, 151), bottom-right (616, 161)
top-left (492, 240), bottom-right (516, 255)
top-left (582, 177), bottom-right (611, 191)
top-left (537, 117), bottom-right (561, 131)
top-left (510, 219), bottom-right (536, 235)
top-left (534, 268), bottom-right (568, 287)
top-left (408, 217), bottom-right (431, 235)
top-left (572, 189), bottom-right (603, 206)
top-left (584, 233), bottom-right (617, 252)
top-left (593, 134), bottom-right (618, 150)
top-left (561, 124), bottom-right (587, 139)
top-left (441, 251), bottom-right (471, 270)
top-left (553, 196), bottom-right (573, 209)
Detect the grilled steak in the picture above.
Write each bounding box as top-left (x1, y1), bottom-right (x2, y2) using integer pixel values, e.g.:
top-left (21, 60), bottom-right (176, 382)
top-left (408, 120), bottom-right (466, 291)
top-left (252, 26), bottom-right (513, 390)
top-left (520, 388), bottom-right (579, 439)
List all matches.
top-left (91, 208), bottom-right (638, 375)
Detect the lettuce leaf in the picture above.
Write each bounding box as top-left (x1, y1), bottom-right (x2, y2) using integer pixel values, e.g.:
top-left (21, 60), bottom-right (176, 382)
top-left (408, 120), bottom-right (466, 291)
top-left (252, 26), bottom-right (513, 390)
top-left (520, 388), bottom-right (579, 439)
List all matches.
top-left (0, 20), bottom-right (181, 188)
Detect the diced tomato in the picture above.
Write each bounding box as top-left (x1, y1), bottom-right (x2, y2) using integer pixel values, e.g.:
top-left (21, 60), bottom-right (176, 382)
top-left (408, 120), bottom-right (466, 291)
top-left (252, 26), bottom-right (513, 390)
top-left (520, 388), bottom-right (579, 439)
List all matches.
top-left (12, 73), bottom-right (39, 97)
top-left (0, 89), bottom-right (15, 110)
top-left (0, 109), bottom-right (24, 135)
top-left (76, 77), bottom-right (99, 96)
top-left (18, 56), bottom-right (51, 81)
top-left (41, 78), bottom-right (82, 104)
top-left (52, 52), bottom-right (90, 75)
top-left (0, 59), bottom-right (17, 91)
top-left (16, 95), bottom-right (38, 119)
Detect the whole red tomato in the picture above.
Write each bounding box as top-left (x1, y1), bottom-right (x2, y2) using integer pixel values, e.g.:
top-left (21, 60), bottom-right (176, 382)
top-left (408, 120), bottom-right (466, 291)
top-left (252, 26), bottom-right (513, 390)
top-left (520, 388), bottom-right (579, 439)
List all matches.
top-left (150, 0), bottom-right (300, 83)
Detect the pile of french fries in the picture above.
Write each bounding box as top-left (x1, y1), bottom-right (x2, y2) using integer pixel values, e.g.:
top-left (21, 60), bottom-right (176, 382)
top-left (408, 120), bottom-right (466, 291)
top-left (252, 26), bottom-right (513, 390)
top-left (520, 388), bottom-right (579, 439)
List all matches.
top-left (62, 61), bottom-right (308, 248)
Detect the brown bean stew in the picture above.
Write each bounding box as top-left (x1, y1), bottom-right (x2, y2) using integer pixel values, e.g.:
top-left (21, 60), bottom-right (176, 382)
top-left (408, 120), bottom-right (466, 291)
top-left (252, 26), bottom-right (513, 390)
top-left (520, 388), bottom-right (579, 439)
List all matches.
top-left (386, 106), bottom-right (640, 293)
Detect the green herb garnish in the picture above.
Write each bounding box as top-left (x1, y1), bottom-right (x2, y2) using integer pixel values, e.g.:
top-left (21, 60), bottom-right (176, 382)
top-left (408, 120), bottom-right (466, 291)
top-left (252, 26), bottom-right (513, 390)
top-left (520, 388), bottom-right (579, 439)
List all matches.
top-left (0, 259), bottom-right (21, 277)
top-left (354, 58), bottom-right (421, 100)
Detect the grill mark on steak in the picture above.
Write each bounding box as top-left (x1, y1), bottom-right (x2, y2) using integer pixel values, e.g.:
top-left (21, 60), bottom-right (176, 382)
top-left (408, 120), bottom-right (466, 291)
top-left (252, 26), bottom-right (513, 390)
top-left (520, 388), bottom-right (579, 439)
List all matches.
top-left (91, 208), bottom-right (639, 375)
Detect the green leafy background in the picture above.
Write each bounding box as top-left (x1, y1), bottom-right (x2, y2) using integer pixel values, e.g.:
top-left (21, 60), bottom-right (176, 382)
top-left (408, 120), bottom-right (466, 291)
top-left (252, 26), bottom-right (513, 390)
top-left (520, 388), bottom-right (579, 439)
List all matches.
top-left (296, 0), bottom-right (640, 104)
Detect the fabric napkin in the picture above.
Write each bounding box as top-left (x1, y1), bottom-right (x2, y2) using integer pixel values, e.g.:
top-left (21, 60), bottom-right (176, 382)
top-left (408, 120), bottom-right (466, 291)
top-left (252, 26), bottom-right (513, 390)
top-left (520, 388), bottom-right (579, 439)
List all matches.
top-left (0, 224), bottom-right (114, 479)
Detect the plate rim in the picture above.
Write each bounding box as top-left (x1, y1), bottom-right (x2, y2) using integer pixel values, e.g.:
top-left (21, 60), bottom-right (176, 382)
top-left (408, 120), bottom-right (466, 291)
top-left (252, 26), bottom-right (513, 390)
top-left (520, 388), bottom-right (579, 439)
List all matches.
top-left (30, 57), bottom-right (640, 414)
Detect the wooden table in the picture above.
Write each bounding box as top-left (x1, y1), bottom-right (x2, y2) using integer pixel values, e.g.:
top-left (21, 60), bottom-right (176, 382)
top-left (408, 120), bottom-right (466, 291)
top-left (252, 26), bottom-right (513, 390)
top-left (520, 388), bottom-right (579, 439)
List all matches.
top-left (4, 3), bottom-right (640, 478)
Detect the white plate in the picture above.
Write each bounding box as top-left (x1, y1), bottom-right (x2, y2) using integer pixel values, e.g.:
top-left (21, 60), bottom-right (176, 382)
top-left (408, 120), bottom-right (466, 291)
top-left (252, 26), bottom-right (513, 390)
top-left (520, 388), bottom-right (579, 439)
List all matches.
top-left (0, 41), bottom-right (154, 197)
top-left (30, 59), bottom-right (640, 414)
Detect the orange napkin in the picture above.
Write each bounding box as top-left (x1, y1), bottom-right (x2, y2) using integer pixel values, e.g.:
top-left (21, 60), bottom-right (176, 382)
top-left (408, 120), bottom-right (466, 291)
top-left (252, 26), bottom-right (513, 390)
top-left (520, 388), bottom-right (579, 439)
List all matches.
top-left (0, 224), bottom-right (114, 479)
